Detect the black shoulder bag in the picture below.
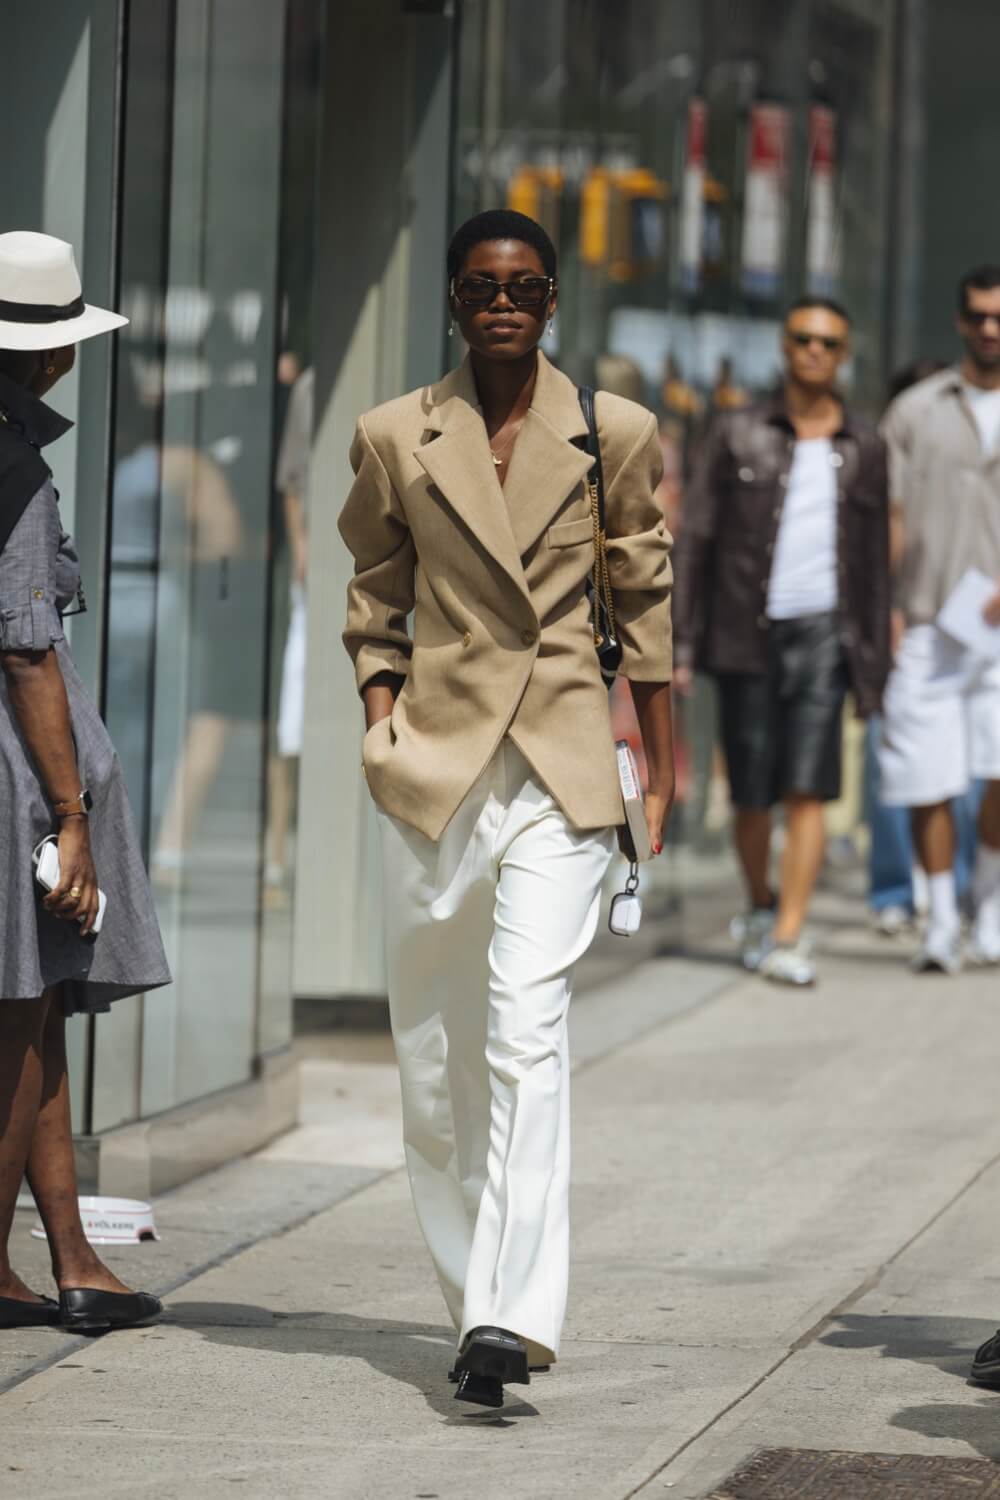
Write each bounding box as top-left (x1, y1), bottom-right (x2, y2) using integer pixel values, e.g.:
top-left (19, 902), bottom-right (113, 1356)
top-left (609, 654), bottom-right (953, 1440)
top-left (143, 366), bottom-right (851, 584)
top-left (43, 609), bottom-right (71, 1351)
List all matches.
top-left (578, 386), bottom-right (621, 689)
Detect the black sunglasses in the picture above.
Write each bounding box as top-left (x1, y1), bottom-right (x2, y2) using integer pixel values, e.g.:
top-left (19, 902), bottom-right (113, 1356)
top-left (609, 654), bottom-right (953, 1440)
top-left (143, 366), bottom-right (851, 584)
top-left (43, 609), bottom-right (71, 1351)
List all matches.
top-left (451, 275), bottom-right (556, 310)
top-left (788, 330), bottom-right (845, 352)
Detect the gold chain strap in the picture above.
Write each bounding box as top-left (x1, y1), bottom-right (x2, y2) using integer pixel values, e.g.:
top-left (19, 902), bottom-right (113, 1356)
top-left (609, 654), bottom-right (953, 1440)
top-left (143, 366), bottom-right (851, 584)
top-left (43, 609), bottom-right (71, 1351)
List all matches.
top-left (588, 476), bottom-right (617, 647)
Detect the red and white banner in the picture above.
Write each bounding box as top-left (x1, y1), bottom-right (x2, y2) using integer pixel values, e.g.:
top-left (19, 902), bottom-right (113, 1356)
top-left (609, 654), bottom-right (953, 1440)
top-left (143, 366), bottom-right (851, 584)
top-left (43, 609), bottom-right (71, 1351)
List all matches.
top-left (679, 98), bottom-right (707, 292)
top-left (806, 104), bottom-right (840, 293)
top-left (741, 102), bottom-right (790, 299)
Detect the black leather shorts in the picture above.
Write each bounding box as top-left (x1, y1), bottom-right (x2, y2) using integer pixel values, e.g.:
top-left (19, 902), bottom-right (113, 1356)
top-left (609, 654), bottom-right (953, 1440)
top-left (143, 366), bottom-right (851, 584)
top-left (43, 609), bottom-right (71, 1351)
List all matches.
top-left (716, 612), bottom-right (848, 810)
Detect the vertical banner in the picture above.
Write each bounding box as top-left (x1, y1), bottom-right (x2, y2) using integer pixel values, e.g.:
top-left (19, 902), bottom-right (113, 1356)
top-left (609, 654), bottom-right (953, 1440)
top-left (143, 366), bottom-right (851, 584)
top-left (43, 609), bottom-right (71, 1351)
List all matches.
top-left (679, 97), bottom-right (707, 293)
top-left (740, 102), bottom-right (790, 299)
top-left (806, 104), bottom-right (839, 294)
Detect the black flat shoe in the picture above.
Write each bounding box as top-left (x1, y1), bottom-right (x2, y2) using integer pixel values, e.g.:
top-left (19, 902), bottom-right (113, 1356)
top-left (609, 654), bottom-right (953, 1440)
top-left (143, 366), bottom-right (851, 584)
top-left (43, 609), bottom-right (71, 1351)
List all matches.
top-left (0, 1295), bottom-right (59, 1329)
top-left (448, 1360), bottom-right (549, 1382)
top-left (452, 1326), bottom-right (530, 1408)
top-left (972, 1329), bottom-right (1000, 1385)
top-left (59, 1288), bottom-right (162, 1334)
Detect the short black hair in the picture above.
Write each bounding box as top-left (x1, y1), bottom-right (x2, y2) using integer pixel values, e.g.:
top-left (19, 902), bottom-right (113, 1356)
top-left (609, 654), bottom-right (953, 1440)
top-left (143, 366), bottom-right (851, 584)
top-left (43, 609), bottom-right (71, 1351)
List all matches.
top-left (784, 294), bottom-right (851, 327)
top-left (447, 210), bottom-right (557, 282)
top-left (958, 264), bottom-right (1000, 314)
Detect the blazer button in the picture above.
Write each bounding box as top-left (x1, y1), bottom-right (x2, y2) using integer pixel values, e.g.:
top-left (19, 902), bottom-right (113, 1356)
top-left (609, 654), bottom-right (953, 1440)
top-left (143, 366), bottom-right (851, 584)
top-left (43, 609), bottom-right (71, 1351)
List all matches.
top-left (757, 614), bottom-right (769, 629)
top-left (521, 629), bottom-right (537, 647)
top-left (462, 631), bottom-right (472, 648)
top-left (33, 589), bottom-right (44, 599)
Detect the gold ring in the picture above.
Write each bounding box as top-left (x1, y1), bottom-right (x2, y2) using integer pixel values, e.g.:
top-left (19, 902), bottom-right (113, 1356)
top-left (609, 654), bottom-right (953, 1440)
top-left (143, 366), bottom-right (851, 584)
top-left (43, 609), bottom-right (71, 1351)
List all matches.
top-left (69, 886), bottom-right (82, 900)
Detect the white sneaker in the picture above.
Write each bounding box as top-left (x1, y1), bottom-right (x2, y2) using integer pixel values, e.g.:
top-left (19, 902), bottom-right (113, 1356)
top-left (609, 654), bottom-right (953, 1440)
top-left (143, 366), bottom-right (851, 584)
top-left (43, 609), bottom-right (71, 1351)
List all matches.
top-left (757, 938), bottom-right (816, 987)
top-left (730, 907), bottom-right (776, 971)
top-left (873, 904), bottom-right (911, 938)
top-left (969, 926), bottom-right (1000, 966)
top-left (911, 926), bottom-right (963, 975)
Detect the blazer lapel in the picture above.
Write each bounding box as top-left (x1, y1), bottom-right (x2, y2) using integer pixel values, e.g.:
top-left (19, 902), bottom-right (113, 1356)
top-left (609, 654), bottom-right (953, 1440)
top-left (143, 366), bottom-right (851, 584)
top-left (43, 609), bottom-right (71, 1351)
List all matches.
top-left (501, 353), bottom-right (594, 556)
top-left (414, 361), bottom-right (530, 603)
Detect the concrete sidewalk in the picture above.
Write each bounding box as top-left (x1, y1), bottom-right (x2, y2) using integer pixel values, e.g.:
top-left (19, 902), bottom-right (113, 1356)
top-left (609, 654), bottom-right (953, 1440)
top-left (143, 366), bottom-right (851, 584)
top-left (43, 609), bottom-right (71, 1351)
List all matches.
top-left (4, 889), bottom-right (1000, 1498)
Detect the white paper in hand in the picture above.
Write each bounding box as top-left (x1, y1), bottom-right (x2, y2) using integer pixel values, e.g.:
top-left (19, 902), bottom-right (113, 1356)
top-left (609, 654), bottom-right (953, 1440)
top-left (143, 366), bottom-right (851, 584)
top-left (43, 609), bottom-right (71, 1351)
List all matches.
top-left (937, 569), bottom-right (1000, 660)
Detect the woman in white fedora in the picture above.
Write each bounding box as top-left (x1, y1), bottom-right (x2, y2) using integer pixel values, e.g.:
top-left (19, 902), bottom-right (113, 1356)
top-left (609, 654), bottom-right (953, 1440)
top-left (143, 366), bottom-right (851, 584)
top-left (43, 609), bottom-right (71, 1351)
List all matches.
top-left (339, 210), bottom-right (675, 1408)
top-left (0, 231), bottom-right (170, 1334)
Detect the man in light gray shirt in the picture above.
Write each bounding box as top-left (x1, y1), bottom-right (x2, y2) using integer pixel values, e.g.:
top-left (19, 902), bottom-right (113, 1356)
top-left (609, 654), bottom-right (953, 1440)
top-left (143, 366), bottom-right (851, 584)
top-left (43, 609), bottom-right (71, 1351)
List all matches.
top-left (880, 264), bottom-right (1000, 972)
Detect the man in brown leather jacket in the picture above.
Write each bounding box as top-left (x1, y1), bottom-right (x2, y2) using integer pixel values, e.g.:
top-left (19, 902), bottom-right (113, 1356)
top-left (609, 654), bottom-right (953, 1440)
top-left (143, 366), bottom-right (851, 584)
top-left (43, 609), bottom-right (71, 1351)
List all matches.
top-left (672, 298), bottom-right (891, 984)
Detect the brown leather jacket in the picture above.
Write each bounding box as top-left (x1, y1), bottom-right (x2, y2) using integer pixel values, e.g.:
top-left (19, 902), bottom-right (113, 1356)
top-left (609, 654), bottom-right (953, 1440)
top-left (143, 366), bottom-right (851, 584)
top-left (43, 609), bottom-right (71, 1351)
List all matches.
top-left (672, 393), bottom-right (891, 717)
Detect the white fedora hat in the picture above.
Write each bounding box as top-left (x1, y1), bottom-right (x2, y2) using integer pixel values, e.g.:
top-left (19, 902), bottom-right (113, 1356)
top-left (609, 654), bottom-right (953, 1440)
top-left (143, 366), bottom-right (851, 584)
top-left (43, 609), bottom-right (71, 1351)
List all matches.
top-left (0, 230), bottom-right (127, 351)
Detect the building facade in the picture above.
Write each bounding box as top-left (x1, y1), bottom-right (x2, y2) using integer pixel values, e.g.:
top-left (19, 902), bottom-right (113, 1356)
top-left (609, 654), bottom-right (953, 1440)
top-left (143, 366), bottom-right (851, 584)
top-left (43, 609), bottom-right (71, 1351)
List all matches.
top-left (2, 0), bottom-right (994, 1187)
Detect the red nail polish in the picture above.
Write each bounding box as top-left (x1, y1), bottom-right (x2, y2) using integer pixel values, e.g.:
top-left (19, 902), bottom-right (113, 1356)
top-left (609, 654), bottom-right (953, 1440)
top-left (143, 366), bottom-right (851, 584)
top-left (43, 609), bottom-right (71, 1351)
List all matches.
top-left (654, 841), bottom-right (663, 855)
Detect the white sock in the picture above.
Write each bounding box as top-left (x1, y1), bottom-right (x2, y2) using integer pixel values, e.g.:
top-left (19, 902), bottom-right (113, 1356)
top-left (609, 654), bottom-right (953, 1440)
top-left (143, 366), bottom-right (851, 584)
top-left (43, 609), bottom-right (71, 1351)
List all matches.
top-left (911, 863), bottom-right (929, 917)
top-left (974, 844), bottom-right (1000, 905)
top-left (927, 870), bottom-right (959, 937)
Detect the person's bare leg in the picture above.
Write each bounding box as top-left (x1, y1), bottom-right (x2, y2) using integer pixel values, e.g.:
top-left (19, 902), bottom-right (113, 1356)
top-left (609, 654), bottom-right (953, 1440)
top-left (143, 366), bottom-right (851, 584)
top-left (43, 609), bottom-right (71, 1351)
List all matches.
top-left (977, 781), bottom-right (1000, 851)
top-left (733, 808), bottom-right (773, 910)
top-left (911, 801), bottom-right (956, 875)
top-left (25, 1002), bottom-right (133, 1295)
top-left (971, 782), bottom-right (1000, 958)
top-left (266, 752), bottom-right (293, 874)
top-left (0, 993), bottom-right (50, 1301)
top-left (773, 795), bottom-right (826, 944)
top-left (154, 710), bottom-right (230, 864)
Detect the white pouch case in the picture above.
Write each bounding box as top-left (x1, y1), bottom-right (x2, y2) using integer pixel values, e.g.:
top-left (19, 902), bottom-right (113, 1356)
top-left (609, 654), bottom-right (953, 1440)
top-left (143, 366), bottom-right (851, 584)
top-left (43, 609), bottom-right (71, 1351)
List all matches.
top-left (608, 864), bottom-right (642, 937)
top-left (32, 836), bottom-right (107, 937)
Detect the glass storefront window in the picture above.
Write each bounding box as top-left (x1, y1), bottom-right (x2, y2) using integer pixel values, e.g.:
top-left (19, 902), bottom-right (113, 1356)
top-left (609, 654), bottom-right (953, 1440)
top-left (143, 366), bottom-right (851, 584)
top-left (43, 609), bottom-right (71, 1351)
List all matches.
top-left (96, 0), bottom-right (325, 1129)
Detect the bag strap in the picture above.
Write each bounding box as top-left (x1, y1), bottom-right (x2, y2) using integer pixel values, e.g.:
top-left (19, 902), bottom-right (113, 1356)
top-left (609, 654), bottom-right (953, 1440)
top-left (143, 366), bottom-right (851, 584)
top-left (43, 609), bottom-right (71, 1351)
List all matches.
top-left (578, 385), bottom-right (617, 645)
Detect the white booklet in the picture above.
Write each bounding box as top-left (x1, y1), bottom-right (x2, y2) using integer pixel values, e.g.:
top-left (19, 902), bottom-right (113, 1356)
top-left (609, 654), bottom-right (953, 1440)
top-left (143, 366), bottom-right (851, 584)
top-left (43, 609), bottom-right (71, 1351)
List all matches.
top-left (615, 740), bottom-right (653, 863)
top-left (937, 568), bottom-right (1000, 660)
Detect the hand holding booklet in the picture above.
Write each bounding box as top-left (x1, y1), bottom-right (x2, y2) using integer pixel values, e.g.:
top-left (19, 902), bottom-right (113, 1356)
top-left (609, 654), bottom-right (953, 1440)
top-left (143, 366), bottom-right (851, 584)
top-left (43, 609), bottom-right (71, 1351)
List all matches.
top-left (937, 569), bottom-right (1000, 660)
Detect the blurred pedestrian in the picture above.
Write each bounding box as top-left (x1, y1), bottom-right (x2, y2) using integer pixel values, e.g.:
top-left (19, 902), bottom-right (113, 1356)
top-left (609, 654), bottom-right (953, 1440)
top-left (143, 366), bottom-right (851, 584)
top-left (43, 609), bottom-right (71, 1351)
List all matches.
top-left (673, 298), bottom-right (890, 985)
top-left (0, 232), bottom-right (169, 1334)
top-left (338, 210), bottom-right (674, 1408)
top-left (867, 361), bottom-right (989, 938)
top-left (880, 265), bottom-right (1000, 973)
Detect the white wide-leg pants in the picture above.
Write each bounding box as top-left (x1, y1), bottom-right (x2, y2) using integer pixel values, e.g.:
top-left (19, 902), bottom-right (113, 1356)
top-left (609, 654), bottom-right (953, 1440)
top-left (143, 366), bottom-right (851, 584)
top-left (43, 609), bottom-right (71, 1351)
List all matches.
top-left (376, 740), bottom-right (614, 1364)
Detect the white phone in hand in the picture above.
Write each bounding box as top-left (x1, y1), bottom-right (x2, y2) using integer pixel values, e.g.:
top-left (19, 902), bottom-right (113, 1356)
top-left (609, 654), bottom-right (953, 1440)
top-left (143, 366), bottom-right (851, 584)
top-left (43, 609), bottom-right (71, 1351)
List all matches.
top-left (32, 836), bottom-right (107, 937)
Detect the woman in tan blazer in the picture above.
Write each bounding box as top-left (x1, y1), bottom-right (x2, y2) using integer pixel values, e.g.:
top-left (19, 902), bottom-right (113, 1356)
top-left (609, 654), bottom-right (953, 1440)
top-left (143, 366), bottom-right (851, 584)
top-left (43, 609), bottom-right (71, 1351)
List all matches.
top-left (339, 210), bottom-right (674, 1409)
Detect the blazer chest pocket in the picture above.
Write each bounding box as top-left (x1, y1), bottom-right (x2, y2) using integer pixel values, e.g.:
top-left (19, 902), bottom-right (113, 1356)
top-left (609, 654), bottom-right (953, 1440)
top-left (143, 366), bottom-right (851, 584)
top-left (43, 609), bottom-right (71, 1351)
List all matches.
top-left (547, 516), bottom-right (593, 549)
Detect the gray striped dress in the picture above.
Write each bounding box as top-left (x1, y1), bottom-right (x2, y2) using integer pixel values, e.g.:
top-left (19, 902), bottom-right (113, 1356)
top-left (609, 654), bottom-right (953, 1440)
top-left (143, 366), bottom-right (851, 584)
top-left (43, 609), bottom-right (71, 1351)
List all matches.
top-left (0, 480), bottom-right (171, 1010)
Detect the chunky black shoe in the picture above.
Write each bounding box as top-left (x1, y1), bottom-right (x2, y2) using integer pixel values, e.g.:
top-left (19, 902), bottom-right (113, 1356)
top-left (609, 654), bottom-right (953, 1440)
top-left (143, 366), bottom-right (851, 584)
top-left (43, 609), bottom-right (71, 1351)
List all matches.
top-left (451, 1326), bottom-right (530, 1408)
top-left (0, 1294), bottom-right (59, 1329)
top-left (59, 1288), bottom-right (162, 1334)
top-left (971, 1329), bottom-right (1000, 1385)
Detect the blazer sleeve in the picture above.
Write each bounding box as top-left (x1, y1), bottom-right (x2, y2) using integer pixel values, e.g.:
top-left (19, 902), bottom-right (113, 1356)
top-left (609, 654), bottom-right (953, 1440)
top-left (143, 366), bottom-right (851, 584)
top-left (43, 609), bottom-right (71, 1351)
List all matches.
top-left (603, 409), bottom-right (673, 683)
top-left (670, 413), bottom-right (727, 670)
top-left (338, 415), bottom-right (416, 696)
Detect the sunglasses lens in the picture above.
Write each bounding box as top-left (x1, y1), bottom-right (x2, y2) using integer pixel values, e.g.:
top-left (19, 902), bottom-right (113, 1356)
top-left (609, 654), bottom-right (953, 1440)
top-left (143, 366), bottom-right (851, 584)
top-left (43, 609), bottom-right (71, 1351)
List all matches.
top-left (455, 278), bottom-right (496, 307)
top-left (508, 278), bottom-right (550, 307)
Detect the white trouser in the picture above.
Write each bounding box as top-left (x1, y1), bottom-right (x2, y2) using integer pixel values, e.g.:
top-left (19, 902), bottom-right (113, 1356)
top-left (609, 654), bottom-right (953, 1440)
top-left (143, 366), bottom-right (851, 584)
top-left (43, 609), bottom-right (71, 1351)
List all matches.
top-left (376, 740), bottom-right (614, 1364)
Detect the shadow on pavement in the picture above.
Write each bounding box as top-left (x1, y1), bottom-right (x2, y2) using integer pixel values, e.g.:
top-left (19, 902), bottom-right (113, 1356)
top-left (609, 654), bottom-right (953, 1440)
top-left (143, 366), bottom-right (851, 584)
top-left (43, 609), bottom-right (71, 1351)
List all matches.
top-left (163, 1301), bottom-right (540, 1425)
top-left (820, 1312), bottom-right (1000, 1458)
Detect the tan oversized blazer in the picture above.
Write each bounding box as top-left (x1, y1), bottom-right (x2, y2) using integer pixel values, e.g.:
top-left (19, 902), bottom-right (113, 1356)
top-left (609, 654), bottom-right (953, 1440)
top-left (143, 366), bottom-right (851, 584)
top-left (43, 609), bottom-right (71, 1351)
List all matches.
top-left (339, 351), bottom-right (672, 841)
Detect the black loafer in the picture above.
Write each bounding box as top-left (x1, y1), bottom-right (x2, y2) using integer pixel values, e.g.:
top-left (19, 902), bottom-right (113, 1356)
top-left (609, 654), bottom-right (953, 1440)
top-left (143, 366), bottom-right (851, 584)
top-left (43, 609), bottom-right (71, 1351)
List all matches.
top-left (452, 1326), bottom-right (530, 1408)
top-left (0, 1294), bottom-right (60, 1329)
top-left (972, 1329), bottom-right (1000, 1385)
top-left (59, 1288), bottom-right (162, 1334)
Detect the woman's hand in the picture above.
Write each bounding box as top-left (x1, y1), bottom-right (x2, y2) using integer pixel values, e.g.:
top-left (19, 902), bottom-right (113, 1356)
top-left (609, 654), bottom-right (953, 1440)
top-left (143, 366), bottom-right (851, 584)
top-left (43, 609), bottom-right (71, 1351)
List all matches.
top-left (644, 781), bottom-right (675, 858)
top-left (45, 819), bottom-right (100, 936)
top-left (629, 680), bottom-right (676, 856)
top-left (362, 672), bottom-right (405, 731)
